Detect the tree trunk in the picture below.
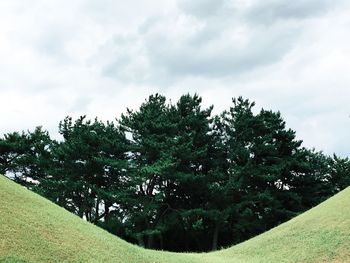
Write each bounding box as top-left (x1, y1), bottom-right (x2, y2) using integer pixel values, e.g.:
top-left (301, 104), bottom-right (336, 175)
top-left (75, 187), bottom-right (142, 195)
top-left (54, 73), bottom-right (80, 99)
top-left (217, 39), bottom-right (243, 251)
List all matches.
top-left (104, 202), bottom-right (110, 221)
top-left (159, 234), bottom-right (164, 250)
top-left (212, 222), bottom-right (220, 251)
top-left (77, 206), bottom-right (84, 218)
top-left (85, 211), bottom-right (90, 222)
top-left (147, 235), bottom-right (154, 249)
top-left (93, 199), bottom-right (100, 223)
top-left (185, 235), bottom-right (189, 251)
top-left (137, 235), bottom-right (145, 248)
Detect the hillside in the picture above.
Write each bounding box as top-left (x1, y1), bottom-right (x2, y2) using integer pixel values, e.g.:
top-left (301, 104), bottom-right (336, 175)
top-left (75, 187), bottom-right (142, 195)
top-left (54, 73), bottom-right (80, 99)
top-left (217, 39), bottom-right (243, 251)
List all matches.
top-left (0, 175), bottom-right (349, 263)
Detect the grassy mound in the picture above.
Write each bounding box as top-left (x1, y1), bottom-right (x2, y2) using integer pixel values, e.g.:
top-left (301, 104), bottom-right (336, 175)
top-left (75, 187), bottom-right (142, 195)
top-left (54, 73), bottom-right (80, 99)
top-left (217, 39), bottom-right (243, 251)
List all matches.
top-left (0, 175), bottom-right (349, 262)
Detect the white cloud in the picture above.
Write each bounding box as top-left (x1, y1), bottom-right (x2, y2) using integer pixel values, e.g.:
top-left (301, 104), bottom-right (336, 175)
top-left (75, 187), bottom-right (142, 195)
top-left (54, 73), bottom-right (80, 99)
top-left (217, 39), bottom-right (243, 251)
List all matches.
top-left (0, 0), bottom-right (349, 157)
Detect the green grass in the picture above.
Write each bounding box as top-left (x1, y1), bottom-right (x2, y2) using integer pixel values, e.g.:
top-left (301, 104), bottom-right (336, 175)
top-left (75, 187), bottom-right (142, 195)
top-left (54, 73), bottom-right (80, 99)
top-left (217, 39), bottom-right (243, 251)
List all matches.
top-left (0, 175), bottom-right (349, 263)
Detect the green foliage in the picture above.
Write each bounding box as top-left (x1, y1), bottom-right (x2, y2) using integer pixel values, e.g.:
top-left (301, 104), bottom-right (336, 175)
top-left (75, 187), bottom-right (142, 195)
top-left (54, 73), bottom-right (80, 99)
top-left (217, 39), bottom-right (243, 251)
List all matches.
top-left (119, 94), bottom-right (176, 248)
top-left (0, 127), bottom-right (52, 187)
top-left (330, 155), bottom-right (350, 192)
top-left (0, 93), bottom-right (349, 253)
top-left (47, 116), bottom-right (129, 223)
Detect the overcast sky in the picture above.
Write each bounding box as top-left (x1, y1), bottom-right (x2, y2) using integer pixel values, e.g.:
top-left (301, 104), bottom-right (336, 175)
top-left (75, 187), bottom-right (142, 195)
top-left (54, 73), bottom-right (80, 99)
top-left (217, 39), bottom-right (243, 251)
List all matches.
top-left (1, 0), bottom-right (349, 157)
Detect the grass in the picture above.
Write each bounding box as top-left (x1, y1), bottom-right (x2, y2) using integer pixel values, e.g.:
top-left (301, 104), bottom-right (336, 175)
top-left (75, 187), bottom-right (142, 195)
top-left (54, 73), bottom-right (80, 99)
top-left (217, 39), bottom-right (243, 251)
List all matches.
top-left (0, 175), bottom-right (349, 263)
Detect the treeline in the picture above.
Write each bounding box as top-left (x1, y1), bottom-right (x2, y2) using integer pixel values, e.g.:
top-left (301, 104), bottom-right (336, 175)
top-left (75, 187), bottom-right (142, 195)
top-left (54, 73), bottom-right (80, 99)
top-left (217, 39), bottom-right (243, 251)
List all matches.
top-left (0, 94), bottom-right (349, 252)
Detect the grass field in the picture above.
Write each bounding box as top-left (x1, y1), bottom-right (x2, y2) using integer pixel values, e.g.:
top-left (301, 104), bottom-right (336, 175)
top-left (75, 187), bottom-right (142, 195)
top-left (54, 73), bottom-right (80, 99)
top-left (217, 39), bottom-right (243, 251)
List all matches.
top-left (0, 175), bottom-right (349, 263)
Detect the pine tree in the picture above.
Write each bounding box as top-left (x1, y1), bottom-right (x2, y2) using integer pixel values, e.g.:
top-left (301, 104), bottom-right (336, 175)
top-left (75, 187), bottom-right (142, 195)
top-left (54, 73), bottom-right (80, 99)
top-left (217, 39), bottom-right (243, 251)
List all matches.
top-left (0, 127), bottom-right (52, 188)
top-left (120, 94), bottom-right (176, 248)
top-left (46, 116), bottom-right (128, 223)
top-left (165, 93), bottom-right (217, 251)
top-left (221, 97), bottom-right (315, 243)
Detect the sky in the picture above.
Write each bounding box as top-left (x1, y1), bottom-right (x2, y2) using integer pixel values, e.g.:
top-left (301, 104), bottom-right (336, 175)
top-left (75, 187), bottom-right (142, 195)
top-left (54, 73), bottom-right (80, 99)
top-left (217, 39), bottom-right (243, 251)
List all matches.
top-left (0, 0), bottom-right (349, 157)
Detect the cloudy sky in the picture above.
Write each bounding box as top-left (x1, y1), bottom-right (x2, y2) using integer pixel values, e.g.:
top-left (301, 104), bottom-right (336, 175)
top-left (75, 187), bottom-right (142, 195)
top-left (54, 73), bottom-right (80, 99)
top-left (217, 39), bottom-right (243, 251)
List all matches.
top-left (1, 0), bottom-right (349, 156)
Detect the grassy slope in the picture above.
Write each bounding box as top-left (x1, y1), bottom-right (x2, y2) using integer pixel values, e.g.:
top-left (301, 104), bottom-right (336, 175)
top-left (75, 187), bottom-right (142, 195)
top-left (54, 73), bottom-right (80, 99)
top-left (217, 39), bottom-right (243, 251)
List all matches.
top-left (0, 176), bottom-right (349, 263)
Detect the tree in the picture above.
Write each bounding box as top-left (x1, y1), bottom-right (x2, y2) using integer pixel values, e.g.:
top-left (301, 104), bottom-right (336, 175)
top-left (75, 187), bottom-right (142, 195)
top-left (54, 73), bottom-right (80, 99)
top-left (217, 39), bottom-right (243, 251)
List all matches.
top-left (120, 94), bottom-right (176, 248)
top-left (46, 116), bottom-right (128, 224)
top-left (1, 93), bottom-right (348, 253)
top-left (0, 127), bottom-right (52, 188)
top-left (329, 155), bottom-right (350, 192)
top-left (164, 93), bottom-right (218, 251)
top-left (220, 97), bottom-right (317, 243)
top-left (120, 93), bottom-right (223, 251)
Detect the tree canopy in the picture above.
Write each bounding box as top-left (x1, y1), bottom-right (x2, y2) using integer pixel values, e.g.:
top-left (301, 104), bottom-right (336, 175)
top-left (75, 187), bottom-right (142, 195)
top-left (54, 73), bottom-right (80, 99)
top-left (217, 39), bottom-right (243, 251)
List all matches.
top-left (0, 93), bottom-right (348, 252)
